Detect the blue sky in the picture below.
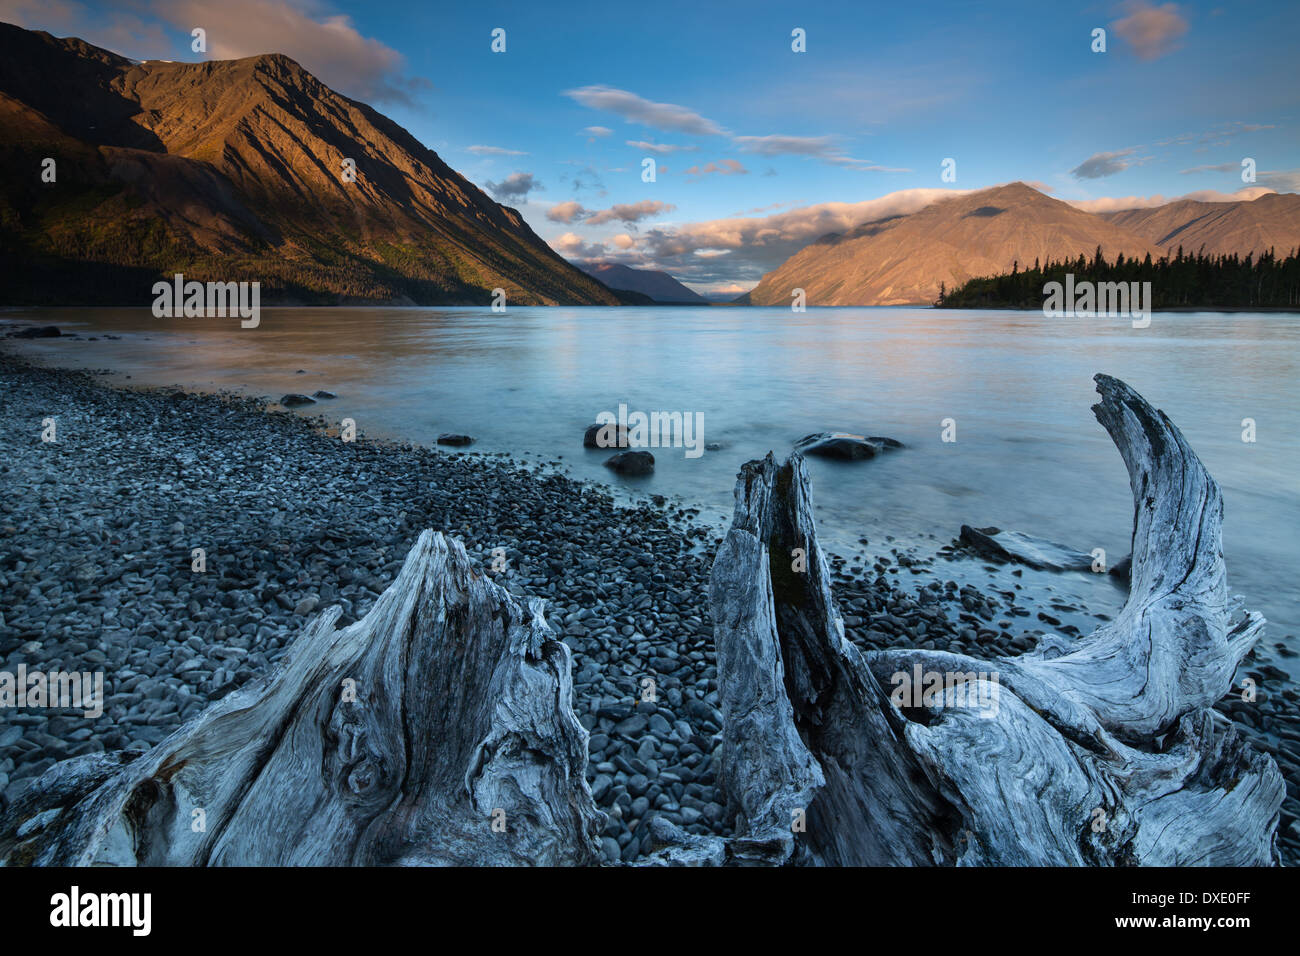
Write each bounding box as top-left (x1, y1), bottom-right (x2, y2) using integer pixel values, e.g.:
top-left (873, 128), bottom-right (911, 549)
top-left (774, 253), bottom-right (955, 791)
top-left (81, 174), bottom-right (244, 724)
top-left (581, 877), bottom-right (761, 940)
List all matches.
top-left (4, 0), bottom-right (1298, 291)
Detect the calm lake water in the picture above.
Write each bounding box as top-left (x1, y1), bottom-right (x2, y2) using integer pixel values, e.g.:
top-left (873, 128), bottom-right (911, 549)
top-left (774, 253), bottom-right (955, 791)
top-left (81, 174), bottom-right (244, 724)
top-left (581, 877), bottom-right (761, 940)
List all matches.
top-left (6, 305), bottom-right (1299, 675)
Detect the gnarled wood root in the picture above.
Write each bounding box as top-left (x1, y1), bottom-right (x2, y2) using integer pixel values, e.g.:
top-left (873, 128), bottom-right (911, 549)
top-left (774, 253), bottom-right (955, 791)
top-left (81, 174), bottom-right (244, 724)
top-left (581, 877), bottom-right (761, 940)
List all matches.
top-left (0, 531), bottom-right (604, 866)
top-left (677, 373), bottom-right (1282, 866)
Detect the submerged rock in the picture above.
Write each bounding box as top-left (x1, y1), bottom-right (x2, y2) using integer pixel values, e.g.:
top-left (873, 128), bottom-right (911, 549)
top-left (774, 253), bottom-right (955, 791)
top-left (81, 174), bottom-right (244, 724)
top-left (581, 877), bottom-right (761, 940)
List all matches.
top-left (11, 326), bottom-right (62, 339)
top-left (279, 394), bottom-right (316, 407)
top-left (604, 450), bottom-right (654, 475)
top-left (437, 434), bottom-right (474, 446)
top-left (794, 432), bottom-right (901, 461)
top-left (312, 390), bottom-right (336, 400)
top-left (958, 525), bottom-right (1096, 572)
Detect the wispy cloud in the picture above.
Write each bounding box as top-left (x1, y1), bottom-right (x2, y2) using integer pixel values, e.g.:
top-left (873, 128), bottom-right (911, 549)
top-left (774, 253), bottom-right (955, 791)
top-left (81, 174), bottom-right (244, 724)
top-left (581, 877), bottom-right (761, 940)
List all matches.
top-left (733, 134), bottom-right (839, 157)
top-left (684, 160), bottom-right (749, 178)
top-left (466, 145), bottom-right (528, 156)
top-left (732, 134), bottom-right (904, 171)
top-left (626, 140), bottom-right (698, 155)
top-left (1112, 1), bottom-right (1190, 60)
top-left (1259, 169), bottom-right (1300, 192)
top-left (566, 85), bottom-right (913, 172)
top-left (564, 85), bottom-right (725, 136)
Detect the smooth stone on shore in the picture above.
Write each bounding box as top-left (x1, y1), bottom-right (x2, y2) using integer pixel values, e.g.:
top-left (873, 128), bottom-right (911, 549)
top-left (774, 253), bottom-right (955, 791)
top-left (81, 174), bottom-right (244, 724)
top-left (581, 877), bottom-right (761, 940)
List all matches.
top-left (615, 713), bottom-right (649, 736)
top-left (584, 422), bottom-right (631, 449)
top-left (604, 451), bottom-right (654, 475)
top-left (280, 394), bottom-right (317, 407)
top-left (795, 432), bottom-right (892, 461)
top-left (436, 434), bottom-right (475, 446)
top-left (312, 390), bottom-right (337, 399)
top-left (958, 525), bottom-right (1096, 572)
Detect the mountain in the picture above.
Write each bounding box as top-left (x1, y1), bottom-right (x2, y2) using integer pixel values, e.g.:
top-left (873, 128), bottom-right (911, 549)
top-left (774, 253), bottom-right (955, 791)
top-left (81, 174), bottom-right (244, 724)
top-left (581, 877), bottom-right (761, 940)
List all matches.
top-left (744, 183), bottom-right (1166, 306)
top-left (577, 262), bottom-right (708, 304)
top-left (0, 23), bottom-right (620, 306)
top-left (1101, 192), bottom-right (1300, 258)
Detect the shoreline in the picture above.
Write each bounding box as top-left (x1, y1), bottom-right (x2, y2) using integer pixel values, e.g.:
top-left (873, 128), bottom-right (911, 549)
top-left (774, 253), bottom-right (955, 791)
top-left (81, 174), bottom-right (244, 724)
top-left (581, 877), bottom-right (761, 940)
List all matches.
top-left (1, 349), bottom-right (1296, 863)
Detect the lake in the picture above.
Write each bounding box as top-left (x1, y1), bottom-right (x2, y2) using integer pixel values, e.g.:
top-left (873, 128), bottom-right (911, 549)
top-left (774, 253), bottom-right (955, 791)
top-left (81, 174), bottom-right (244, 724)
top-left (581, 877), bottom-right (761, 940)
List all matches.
top-left (5, 305), bottom-right (1298, 676)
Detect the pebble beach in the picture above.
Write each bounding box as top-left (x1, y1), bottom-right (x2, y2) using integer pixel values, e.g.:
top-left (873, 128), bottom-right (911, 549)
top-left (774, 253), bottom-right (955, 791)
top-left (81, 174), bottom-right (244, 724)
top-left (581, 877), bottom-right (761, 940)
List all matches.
top-left (1, 349), bottom-right (1296, 864)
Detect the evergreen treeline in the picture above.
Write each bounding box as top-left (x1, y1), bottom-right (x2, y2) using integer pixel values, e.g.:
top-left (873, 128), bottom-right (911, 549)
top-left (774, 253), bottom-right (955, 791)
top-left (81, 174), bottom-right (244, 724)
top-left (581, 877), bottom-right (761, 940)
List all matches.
top-left (936, 246), bottom-right (1300, 310)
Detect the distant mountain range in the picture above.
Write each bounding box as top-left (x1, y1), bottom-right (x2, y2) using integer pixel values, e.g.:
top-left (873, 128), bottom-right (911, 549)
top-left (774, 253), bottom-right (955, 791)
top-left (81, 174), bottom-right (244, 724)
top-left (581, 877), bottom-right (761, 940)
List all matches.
top-left (4, 21), bottom-right (1295, 312)
top-left (0, 23), bottom-right (621, 306)
top-left (576, 261), bottom-right (708, 304)
top-left (742, 182), bottom-right (1300, 306)
top-left (1100, 194), bottom-right (1300, 258)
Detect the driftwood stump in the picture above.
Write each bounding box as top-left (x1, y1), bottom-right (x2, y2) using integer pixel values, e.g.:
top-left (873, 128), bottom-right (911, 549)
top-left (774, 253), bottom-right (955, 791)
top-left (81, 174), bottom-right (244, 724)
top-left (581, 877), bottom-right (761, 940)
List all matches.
top-left (0, 532), bottom-right (603, 865)
top-left (689, 373), bottom-right (1282, 866)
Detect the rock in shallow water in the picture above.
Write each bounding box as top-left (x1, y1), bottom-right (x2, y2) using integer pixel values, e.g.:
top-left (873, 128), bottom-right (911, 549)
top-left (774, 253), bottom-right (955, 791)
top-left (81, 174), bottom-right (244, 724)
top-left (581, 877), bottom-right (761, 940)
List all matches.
top-left (437, 434), bottom-right (475, 446)
top-left (958, 525), bottom-right (1096, 572)
top-left (584, 422), bottom-right (631, 448)
top-left (794, 432), bottom-right (902, 461)
top-left (279, 394), bottom-right (316, 407)
top-left (604, 451), bottom-right (654, 475)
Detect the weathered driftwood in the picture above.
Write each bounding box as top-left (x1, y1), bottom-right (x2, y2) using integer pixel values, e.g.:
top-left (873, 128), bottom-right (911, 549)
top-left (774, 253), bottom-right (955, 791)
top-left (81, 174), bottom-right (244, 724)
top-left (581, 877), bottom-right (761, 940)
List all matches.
top-left (667, 373), bottom-right (1282, 866)
top-left (0, 531), bottom-right (603, 865)
top-left (2, 374), bottom-right (1282, 867)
